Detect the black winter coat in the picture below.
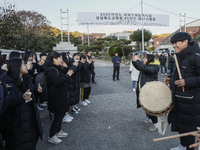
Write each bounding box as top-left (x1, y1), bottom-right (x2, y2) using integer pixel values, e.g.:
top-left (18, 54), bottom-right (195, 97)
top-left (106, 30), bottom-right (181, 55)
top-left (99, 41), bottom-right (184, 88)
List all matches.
top-left (132, 59), bottom-right (160, 108)
top-left (168, 41), bottom-right (200, 133)
top-left (68, 60), bottom-right (82, 105)
top-left (168, 55), bottom-right (175, 71)
top-left (80, 63), bottom-right (92, 83)
top-left (46, 65), bottom-right (70, 113)
top-left (159, 55), bottom-right (167, 65)
top-left (0, 72), bottom-right (43, 150)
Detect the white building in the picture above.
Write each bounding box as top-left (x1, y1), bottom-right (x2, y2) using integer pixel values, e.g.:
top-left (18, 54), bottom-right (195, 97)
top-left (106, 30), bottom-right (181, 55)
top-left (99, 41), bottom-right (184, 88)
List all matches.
top-left (110, 32), bottom-right (132, 40)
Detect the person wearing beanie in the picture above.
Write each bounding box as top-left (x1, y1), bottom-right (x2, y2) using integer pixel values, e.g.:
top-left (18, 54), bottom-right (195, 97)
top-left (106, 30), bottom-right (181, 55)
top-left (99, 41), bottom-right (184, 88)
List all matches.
top-left (132, 53), bottom-right (160, 132)
top-left (165, 32), bottom-right (200, 150)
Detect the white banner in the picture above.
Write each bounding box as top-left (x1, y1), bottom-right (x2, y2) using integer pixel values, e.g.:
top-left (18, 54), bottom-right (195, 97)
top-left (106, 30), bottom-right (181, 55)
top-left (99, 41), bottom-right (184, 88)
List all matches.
top-left (77, 12), bottom-right (169, 26)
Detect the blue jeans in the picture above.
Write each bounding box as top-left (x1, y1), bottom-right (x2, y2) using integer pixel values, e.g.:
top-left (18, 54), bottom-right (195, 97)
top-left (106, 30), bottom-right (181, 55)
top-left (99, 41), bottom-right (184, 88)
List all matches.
top-left (132, 81), bottom-right (137, 89)
top-left (160, 64), bottom-right (167, 74)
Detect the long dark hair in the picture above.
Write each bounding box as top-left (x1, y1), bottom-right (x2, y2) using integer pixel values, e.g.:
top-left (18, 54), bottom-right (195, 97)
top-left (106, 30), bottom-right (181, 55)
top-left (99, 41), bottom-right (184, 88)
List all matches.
top-left (9, 51), bottom-right (21, 60)
top-left (23, 50), bottom-right (33, 63)
top-left (45, 52), bottom-right (61, 67)
top-left (61, 52), bottom-right (68, 64)
top-left (7, 58), bottom-right (22, 86)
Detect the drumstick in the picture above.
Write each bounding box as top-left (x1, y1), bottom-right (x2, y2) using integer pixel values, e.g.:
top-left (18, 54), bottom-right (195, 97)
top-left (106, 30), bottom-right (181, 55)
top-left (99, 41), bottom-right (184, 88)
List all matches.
top-left (153, 131), bottom-right (198, 142)
top-left (174, 54), bottom-right (185, 92)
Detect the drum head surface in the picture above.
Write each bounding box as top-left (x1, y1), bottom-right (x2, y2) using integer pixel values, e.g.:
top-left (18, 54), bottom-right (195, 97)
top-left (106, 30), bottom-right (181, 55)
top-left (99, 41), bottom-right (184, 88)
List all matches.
top-left (139, 81), bottom-right (172, 113)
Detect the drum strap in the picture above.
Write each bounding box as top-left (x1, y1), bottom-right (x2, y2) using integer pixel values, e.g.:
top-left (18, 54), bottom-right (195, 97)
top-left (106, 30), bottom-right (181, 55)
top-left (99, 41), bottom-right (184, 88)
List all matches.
top-left (157, 114), bottom-right (168, 135)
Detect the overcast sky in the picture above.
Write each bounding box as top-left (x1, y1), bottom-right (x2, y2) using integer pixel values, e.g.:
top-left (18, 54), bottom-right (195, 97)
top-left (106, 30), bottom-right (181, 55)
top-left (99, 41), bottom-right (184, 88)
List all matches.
top-left (2, 0), bottom-right (200, 35)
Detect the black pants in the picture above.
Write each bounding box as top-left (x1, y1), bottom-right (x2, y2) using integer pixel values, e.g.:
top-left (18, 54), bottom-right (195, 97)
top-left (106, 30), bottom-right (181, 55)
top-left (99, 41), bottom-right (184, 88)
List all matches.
top-left (49, 113), bottom-right (65, 138)
top-left (146, 113), bottom-right (157, 124)
top-left (179, 131), bottom-right (195, 150)
top-left (81, 87), bottom-right (91, 101)
top-left (113, 66), bottom-right (120, 80)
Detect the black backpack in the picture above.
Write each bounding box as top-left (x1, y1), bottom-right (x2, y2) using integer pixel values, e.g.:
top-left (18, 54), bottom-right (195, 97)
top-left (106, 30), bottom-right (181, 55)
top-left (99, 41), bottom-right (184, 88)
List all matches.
top-left (35, 67), bottom-right (59, 103)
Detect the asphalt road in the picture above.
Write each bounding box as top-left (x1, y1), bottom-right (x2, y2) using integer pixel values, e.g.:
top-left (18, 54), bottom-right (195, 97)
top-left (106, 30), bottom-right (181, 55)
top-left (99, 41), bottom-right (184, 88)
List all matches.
top-left (37, 60), bottom-right (179, 150)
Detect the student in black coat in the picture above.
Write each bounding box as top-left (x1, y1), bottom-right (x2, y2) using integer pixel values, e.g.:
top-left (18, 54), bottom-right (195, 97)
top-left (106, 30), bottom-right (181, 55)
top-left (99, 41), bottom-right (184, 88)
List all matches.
top-left (165, 32), bottom-right (200, 150)
top-left (87, 52), bottom-right (96, 83)
top-left (159, 51), bottom-right (167, 75)
top-left (79, 54), bottom-right (92, 106)
top-left (45, 52), bottom-right (74, 144)
top-left (0, 58), bottom-right (43, 150)
top-left (132, 54), bottom-right (160, 132)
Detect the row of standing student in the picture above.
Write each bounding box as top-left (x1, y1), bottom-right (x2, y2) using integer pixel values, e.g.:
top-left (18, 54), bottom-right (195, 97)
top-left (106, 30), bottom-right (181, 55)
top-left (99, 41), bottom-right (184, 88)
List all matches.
top-left (0, 50), bottom-right (95, 149)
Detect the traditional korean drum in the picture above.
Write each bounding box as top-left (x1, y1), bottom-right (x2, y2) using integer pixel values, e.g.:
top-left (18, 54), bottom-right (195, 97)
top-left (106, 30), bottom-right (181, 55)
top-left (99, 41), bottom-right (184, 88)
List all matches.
top-left (139, 81), bottom-right (173, 135)
top-left (139, 81), bottom-right (173, 116)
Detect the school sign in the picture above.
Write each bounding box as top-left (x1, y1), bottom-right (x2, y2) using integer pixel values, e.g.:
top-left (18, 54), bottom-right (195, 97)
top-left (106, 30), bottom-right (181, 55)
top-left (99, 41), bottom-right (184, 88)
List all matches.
top-left (77, 12), bottom-right (169, 26)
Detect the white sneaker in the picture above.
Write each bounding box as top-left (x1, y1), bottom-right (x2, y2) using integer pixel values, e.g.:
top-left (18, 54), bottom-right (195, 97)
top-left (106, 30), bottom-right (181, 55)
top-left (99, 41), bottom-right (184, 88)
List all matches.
top-left (56, 130), bottom-right (68, 138)
top-left (66, 113), bottom-right (73, 119)
top-left (149, 123), bottom-right (158, 131)
top-left (161, 73), bottom-right (164, 75)
top-left (170, 145), bottom-right (186, 150)
top-left (62, 115), bottom-right (73, 123)
top-left (80, 101), bottom-right (88, 106)
top-left (144, 119), bottom-right (153, 124)
top-left (48, 135), bottom-right (62, 144)
top-left (133, 88), bottom-right (135, 92)
top-left (165, 73), bottom-right (168, 75)
top-left (85, 99), bottom-right (91, 104)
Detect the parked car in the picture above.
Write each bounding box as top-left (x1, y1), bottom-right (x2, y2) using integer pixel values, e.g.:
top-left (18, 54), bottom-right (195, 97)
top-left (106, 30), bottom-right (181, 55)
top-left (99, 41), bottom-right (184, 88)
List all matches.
top-left (132, 50), bottom-right (150, 56)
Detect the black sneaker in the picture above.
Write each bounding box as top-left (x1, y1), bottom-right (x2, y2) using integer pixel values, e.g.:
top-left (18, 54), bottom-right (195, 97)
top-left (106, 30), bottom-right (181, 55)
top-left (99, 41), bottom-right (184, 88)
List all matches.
top-left (74, 105), bottom-right (81, 111)
top-left (92, 81), bottom-right (97, 84)
top-left (70, 108), bottom-right (78, 114)
top-left (113, 79), bottom-right (115, 81)
top-left (117, 79), bottom-right (120, 81)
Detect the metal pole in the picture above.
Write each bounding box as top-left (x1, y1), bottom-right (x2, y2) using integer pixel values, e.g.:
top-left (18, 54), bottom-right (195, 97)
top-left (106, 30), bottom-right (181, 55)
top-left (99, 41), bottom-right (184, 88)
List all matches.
top-left (141, 0), bottom-right (144, 52)
top-left (82, 34), bottom-right (84, 45)
top-left (87, 24), bottom-right (90, 46)
top-left (184, 13), bottom-right (186, 32)
top-left (67, 9), bottom-right (70, 42)
top-left (60, 9), bottom-right (63, 42)
top-left (179, 13), bottom-right (182, 32)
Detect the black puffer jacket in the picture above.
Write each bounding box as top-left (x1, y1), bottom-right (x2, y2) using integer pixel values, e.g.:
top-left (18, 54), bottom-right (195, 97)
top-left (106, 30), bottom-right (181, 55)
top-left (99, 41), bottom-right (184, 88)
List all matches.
top-left (0, 72), bottom-right (43, 150)
top-left (80, 63), bottom-right (92, 83)
top-left (159, 55), bottom-right (167, 65)
top-left (68, 60), bottom-right (83, 105)
top-left (168, 41), bottom-right (200, 133)
top-left (132, 59), bottom-right (160, 108)
top-left (46, 65), bottom-right (70, 113)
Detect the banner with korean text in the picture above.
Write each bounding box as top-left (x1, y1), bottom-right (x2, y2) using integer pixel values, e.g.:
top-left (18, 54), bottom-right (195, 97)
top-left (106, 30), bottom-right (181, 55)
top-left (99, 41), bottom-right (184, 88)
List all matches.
top-left (77, 12), bottom-right (169, 26)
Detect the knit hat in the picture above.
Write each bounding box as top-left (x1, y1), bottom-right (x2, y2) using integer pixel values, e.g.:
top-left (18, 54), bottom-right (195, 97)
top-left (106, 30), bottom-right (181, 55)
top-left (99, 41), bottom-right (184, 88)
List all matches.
top-left (146, 54), bottom-right (155, 65)
top-left (170, 32), bottom-right (191, 44)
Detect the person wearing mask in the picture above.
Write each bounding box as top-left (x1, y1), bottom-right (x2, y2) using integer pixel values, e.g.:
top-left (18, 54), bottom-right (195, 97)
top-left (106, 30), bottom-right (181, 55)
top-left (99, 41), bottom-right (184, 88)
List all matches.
top-left (159, 51), bottom-right (167, 75)
top-left (112, 52), bottom-right (121, 81)
top-left (38, 53), bottom-right (47, 72)
top-left (45, 52), bottom-right (73, 144)
top-left (129, 53), bottom-right (140, 92)
top-left (132, 54), bottom-right (160, 131)
top-left (165, 32), bottom-right (200, 150)
top-left (0, 58), bottom-right (43, 150)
